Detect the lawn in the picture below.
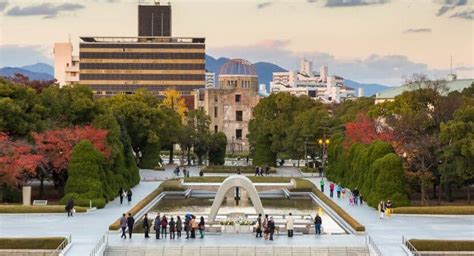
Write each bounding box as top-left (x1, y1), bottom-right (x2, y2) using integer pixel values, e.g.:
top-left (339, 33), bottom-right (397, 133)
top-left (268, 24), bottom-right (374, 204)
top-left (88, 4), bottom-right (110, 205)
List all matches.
top-left (0, 205), bottom-right (87, 214)
top-left (0, 237), bottom-right (67, 249)
top-left (409, 239), bottom-right (474, 251)
top-left (393, 206), bottom-right (474, 215)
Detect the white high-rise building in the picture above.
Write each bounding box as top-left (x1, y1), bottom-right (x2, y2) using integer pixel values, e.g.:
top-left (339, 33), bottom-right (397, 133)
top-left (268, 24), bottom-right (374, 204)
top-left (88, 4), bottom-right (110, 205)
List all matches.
top-left (270, 59), bottom-right (355, 103)
top-left (205, 72), bottom-right (216, 88)
top-left (53, 42), bottom-right (79, 87)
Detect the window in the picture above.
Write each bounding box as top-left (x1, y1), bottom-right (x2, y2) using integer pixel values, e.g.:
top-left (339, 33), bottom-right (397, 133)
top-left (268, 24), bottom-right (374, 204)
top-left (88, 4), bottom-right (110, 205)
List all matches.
top-left (236, 129), bottom-right (242, 140)
top-left (236, 111), bottom-right (243, 121)
top-left (214, 125), bottom-right (218, 133)
top-left (214, 106), bottom-right (218, 118)
top-left (235, 94), bottom-right (241, 103)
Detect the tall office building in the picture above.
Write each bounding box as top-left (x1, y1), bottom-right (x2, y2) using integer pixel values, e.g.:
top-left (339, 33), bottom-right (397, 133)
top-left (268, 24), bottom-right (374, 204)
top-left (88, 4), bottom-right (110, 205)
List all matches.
top-left (138, 4), bottom-right (171, 37)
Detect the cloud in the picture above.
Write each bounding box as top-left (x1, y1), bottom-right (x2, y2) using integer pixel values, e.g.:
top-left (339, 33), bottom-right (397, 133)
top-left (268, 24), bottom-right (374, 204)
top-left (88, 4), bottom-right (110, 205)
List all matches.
top-left (6, 3), bottom-right (84, 18)
top-left (257, 2), bottom-right (273, 9)
top-left (307, 0), bottom-right (318, 3)
top-left (0, 45), bottom-right (52, 67)
top-left (450, 9), bottom-right (474, 19)
top-left (403, 28), bottom-right (432, 34)
top-left (0, 2), bottom-right (8, 12)
top-left (208, 40), bottom-right (471, 86)
top-left (436, 0), bottom-right (467, 16)
top-left (324, 0), bottom-right (389, 7)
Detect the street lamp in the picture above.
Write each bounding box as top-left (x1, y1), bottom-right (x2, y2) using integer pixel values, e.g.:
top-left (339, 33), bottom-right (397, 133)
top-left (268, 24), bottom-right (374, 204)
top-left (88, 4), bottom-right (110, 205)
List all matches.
top-left (318, 137), bottom-right (330, 178)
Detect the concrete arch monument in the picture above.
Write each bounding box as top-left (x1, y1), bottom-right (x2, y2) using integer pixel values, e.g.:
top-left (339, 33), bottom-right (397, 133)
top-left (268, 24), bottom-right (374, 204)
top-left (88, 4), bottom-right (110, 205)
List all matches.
top-left (208, 175), bottom-right (264, 222)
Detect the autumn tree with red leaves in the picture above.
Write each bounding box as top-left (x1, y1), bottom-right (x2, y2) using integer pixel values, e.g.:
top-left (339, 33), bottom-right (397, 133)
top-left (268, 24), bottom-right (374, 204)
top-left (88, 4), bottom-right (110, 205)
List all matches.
top-left (344, 113), bottom-right (393, 146)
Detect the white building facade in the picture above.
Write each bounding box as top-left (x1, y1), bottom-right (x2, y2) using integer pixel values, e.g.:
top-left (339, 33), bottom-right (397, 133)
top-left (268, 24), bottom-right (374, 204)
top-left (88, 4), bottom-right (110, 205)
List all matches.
top-left (53, 42), bottom-right (79, 87)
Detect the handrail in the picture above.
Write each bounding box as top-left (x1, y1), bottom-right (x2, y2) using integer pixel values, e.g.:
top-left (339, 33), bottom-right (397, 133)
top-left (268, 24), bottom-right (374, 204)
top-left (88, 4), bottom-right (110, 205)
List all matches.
top-left (402, 236), bottom-right (421, 256)
top-left (50, 234), bottom-right (71, 256)
top-left (89, 233), bottom-right (108, 256)
top-left (366, 235), bottom-right (383, 256)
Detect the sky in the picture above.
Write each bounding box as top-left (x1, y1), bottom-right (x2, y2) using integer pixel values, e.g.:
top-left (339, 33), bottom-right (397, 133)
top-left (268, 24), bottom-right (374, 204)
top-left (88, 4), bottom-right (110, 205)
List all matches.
top-left (0, 0), bottom-right (473, 86)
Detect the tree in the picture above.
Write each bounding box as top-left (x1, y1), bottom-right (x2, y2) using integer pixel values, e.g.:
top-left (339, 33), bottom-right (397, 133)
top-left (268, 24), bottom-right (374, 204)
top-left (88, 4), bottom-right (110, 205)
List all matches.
top-left (208, 132), bottom-right (227, 165)
top-left (372, 153), bottom-right (409, 207)
top-left (8, 73), bottom-right (55, 93)
top-left (62, 140), bottom-right (107, 208)
top-left (344, 113), bottom-right (392, 146)
top-left (186, 109), bottom-right (211, 165)
top-left (161, 89), bottom-right (187, 120)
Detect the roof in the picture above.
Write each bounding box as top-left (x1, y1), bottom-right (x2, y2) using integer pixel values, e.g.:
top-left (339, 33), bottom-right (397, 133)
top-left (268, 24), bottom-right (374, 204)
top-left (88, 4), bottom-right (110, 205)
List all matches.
top-left (80, 36), bottom-right (205, 44)
top-left (376, 79), bottom-right (474, 99)
top-left (219, 59), bottom-right (257, 76)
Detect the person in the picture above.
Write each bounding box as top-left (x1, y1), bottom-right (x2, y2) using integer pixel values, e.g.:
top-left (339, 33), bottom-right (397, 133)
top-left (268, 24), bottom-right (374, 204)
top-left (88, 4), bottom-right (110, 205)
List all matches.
top-left (199, 170), bottom-right (204, 177)
top-left (255, 213), bottom-right (262, 238)
top-left (184, 167), bottom-right (189, 177)
top-left (259, 167), bottom-right (264, 176)
top-left (268, 217), bottom-right (275, 241)
top-left (119, 187), bottom-right (125, 205)
top-left (143, 213), bottom-right (150, 238)
top-left (314, 213), bottom-right (322, 235)
top-left (66, 198), bottom-right (74, 217)
top-left (342, 187), bottom-right (346, 199)
top-left (353, 188), bottom-right (359, 205)
top-left (176, 216), bottom-right (182, 238)
top-left (169, 217), bottom-right (176, 240)
top-left (265, 166), bottom-right (270, 176)
top-left (349, 193), bottom-right (355, 206)
top-left (318, 167), bottom-right (323, 177)
top-left (154, 213), bottom-right (161, 239)
top-left (329, 183), bottom-right (335, 198)
top-left (198, 216), bottom-right (205, 239)
top-left (385, 200), bottom-right (392, 218)
top-left (190, 215), bottom-right (197, 239)
top-left (263, 214), bottom-right (269, 240)
top-left (183, 168), bottom-right (187, 178)
top-left (359, 194), bottom-right (364, 205)
top-left (237, 168), bottom-right (241, 175)
top-left (120, 213), bottom-right (127, 239)
top-left (286, 213), bottom-right (294, 237)
top-left (127, 189), bottom-right (133, 205)
top-left (320, 178), bottom-right (325, 193)
top-left (378, 200), bottom-right (386, 219)
top-left (161, 214), bottom-right (168, 238)
top-left (127, 213), bottom-right (135, 239)
top-left (255, 167), bottom-right (259, 176)
top-left (184, 215), bottom-right (191, 239)
top-left (336, 184), bottom-right (342, 198)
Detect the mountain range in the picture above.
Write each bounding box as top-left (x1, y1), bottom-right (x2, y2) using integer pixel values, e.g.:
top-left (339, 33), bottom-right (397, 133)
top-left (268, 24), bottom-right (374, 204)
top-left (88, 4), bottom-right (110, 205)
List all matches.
top-left (1, 56), bottom-right (391, 97)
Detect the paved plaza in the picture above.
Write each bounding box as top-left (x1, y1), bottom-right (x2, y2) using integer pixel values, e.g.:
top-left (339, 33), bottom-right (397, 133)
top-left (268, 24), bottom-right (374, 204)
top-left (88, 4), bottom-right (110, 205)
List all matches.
top-left (0, 167), bottom-right (473, 256)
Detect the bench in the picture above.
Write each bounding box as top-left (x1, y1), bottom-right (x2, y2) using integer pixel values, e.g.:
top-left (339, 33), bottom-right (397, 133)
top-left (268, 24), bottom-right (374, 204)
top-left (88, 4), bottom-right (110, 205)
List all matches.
top-left (33, 200), bottom-right (48, 206)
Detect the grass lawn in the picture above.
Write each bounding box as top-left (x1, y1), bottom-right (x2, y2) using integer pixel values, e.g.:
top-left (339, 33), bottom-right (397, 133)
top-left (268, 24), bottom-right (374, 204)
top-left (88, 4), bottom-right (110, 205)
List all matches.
top-left (0, 237), bottom-right (67, 249)
top-left (0, 205), bottom-right (87, 214)
top-left (184, 176), bottom-right (292, 183)
top-left (202, 166), bottom-right (277, 174)
top-left (393, 206), bottom-right (474, 215)
top-left (409, 239), bottom-right (474, 251)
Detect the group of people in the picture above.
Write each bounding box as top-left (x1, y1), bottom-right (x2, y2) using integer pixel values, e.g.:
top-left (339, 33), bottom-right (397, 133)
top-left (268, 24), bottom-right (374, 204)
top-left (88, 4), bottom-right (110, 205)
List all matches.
top-left (254, 212), bottom-right (324, 240)
top-left (118, 187), bottom-right (133, 205)
top-left (377, 200), bottom-right (393, 219)
top-left (140, 213), bottom-right (206, 240)
top-left (173, 166), bottom-right (190, 177)
top-left (320, 179), bottom-right (363, 206)
top-left (254, 166), bottom-right (270, 176)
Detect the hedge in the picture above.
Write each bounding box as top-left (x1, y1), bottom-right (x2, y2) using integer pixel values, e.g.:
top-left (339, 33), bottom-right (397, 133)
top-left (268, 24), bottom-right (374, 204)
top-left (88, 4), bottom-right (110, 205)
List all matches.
top-left (393, 206), bottom-right (474, 215)
top-left (312, 188), bottom-right (365, 232)
top-left (288, 179), bottom-right (316, 192)
top-left (409, 239), bottom-right (474, 251)
top-left (183, 176), bottom-right (291, 183)
top-left (0, 237), bottom-right (67, 249)
top-left (202, 166), bottom-right (276, 174)
top-left (300, 167), bottom-right (318, 173)
top-left (0, 205), bottom-right (87, 214)
top-left (158, 179), bottom-right (186, 191)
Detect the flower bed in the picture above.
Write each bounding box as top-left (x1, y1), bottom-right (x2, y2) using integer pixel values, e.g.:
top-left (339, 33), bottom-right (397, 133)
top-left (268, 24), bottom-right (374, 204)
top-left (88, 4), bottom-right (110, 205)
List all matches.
top-left (0, 237), bottom-right (67, 250)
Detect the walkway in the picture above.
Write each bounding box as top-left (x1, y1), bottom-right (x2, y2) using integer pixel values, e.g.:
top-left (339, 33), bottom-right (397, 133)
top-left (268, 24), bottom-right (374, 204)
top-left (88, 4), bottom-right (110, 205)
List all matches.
top-left (307, 177), bottom-right (474, 256)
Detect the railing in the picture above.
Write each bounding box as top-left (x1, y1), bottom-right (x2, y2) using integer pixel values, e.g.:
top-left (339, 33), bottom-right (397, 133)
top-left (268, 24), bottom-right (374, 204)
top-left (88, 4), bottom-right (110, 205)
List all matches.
top-left (90, 233), bottom-right (108, 256)
top-left (402, 236), bottom-right (421, 256)
top-left (366, 235), bottom-right (383, 256)
top-left (50, 234), bottom-right (71, 256)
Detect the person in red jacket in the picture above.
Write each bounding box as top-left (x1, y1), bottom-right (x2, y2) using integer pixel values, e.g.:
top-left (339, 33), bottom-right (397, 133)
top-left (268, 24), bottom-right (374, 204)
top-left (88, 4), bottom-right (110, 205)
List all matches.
top-left (160, 215), bottom-right (168, 238)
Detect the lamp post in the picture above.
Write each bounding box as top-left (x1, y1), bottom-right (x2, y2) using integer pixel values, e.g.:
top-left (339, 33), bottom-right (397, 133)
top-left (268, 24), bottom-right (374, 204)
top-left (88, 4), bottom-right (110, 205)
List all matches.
top-left (231, 136), bottom-right (235, 155)
top-left (318, 137), bottom-right (330, 178)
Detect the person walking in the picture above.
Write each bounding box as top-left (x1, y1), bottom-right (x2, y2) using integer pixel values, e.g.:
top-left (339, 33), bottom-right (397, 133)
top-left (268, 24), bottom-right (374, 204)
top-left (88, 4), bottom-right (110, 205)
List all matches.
top-left (127, 189), bottom-right (133, 205)
top-left (176, 216), bottom-right (182, 238)
top-left (161, 215), bottom-right (168, 239)
top-left (329, 183), bottom-right (335, 198)
top-left (66, 198), bottom-right (74, 217)
top-left (169, 217), bottom-right (176, 240)
top-left (263, 214), bottom-right (269, 240)
top-left (198, 216), bottom-right (205, 239)
top-left (118, 187), bottom-right (125, 205)
top-left (268, 217), bottom-right (275, 241)
top-left (183, 168), bottom-right (187, 178)
top-left (320, 178), bottom-right (325, 192)
top-left (120, 214), bottom-right (127, 239)
top-left (314, 213), bottom-right (322, 235)
top-left (342, 187), bottom-right (346, 199)
top-left (378, 200), bottom-right (386, 219)
top-left (255, 213), bottom-right (262, 238)
top-left (127, 213), bottom-right (135, 239)
top-left (286, 213), bottom-right (294, 237)
top-left (255, 166), bottom-right (259, 176)
top-left (336, 184), bottom-right (342, 198)
top-left (385, 200), bottom-right (392, 218)
top-left (259, 167), bottom-right (264, 176)
top-left (265, 166), bottom-right (270, 176)
top-left (190, 215), bottom-right (197, 239)
top-left (184, 215), bottom-right (190, 239)
top-left (359, 194), bottom-right (364, 205)
top-left (353, 188), bottom-right (359, 205)
top-left (143, 213), bottom-right (150, 238)
top-left (154, 213), bottom-right (161, 239)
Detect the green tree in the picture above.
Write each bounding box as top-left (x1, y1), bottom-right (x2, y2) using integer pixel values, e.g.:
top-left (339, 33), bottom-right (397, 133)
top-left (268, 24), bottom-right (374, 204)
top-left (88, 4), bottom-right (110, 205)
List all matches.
top-left (372, 153), bottom-right (410, 207)
top-left (186, 109), bottom-right (211, 165)
top-left (208, 132), bottom-right (227, 165)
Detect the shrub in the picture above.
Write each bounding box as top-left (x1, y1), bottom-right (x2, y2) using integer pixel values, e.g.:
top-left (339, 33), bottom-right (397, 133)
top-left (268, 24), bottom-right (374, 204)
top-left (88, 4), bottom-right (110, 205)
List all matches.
top-left (300, 167), bottom-right (318, 173)
top-left (371, 153), bottom-right (409, 207)
top-left (140, 142), bottom-right (162, 170)
top-left (0, 205), bottom-right (87, 213)
top-left (409, 239), bottom-right (474, 251)
top-left (208, 132), bottom-right (227, 165)
top-left (202, 166), bottom-right (276, 174)
top-left (0, 237), bottom-right (67, 250)
top-left (159, 179), bottom-right (185, 191)
top-left (289, 179), bottom-right (316, 192)
top-left (393, 206), bottom-right (474, 215)
top-left (312, 188), bottom-right (365, 232)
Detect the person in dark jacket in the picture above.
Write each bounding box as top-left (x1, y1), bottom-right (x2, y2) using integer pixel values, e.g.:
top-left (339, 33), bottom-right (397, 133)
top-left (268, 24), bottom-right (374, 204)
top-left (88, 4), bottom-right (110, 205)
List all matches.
top-left (184, 215), bottom-right (191, 239)
top-left (268, 217), bottom-right (275, 241)
top-left (143, 213), bottom-right (150, 238)
top-left (127, 213), bottom-right (135, 239)
top-left (255, 213), bottom-right (262, 238)
top-left (353, 188), bottom-right (359, 205)
top-left (198, 216), bottom-right (205, 239)
top-left (314, 214), bottom-right (322, 235)
top-left (120, 213), bottom-right (127, 239)
top-left (154, 213), bottom-right (161, 239)
top-left (161, 215), bottom-right (168, 238)
top-left (176, 216), bottom-right (182, 238)
top-left (169, 217), bottom-right (176, 239)
top-left (66, 198), bottom-right (74, 217)
top-left (127, 190), bottom-right (133, 205)
top-left (118, 187), bottom-right (124, 205)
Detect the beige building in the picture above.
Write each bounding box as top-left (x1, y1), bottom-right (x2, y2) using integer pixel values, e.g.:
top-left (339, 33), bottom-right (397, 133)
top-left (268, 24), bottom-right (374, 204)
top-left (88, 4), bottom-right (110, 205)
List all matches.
top-left (195, 59), bottom-right (261, 152)
top-left (53, 42), bottom-right (79, 87)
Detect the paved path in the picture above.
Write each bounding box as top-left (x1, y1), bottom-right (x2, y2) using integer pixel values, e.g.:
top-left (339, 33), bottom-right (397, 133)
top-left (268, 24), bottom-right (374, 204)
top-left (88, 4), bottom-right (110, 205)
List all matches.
top-left (307, 177), bottom-right (474, 256)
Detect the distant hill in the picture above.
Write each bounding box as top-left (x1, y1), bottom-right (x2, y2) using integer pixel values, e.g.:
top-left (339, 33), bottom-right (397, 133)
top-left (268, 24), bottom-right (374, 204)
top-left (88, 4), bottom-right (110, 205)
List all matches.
top-left (344, 79), bottom-right (391, 97)
top-left (0, 67), bottom-right (54, 81)
top-left (21, 63), bottom-right (54, 76)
